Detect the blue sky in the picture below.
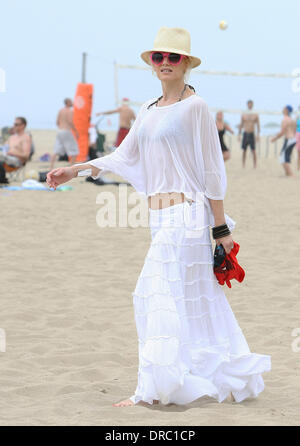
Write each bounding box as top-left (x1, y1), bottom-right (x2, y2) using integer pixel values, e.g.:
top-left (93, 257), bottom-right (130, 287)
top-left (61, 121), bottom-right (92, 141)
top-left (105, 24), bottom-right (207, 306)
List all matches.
top-left (0, 0), bottom-right (299, 132)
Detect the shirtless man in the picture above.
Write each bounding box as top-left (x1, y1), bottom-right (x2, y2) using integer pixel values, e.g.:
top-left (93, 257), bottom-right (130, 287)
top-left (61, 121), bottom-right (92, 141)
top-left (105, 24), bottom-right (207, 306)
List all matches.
top-left (96, 98), bottom-right (136, 147)
top-left (271, 105), bottom-right (296, 177)
top-left (50, 98), bottom-right (79, 169)
top-left (238, 100), bottom-right (260, 168)
top-left (0, 117), bottom-right (31, 167)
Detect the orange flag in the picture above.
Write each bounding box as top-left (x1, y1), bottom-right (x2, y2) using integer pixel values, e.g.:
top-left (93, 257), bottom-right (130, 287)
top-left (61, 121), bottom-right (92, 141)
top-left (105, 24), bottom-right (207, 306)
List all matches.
top-left (73, 83), bottom-right (93, 162)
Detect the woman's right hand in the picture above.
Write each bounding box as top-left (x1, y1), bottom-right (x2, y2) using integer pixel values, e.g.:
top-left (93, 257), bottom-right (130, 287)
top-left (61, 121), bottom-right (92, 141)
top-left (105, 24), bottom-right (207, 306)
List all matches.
top-left (46, 166), bottom-right (76, 190)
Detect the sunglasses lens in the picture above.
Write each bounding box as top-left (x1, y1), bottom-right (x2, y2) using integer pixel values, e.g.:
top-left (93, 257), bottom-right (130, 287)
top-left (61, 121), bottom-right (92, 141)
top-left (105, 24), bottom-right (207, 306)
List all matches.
top-left (168, 53), bottom-right (181, 64)
top-left (151, 52), bottom-right (164, 65)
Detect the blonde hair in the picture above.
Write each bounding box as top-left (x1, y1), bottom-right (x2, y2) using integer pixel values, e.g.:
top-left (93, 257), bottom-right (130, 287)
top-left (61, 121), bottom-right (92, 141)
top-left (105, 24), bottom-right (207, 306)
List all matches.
top-left (184, 57), bottom-right (192, 82)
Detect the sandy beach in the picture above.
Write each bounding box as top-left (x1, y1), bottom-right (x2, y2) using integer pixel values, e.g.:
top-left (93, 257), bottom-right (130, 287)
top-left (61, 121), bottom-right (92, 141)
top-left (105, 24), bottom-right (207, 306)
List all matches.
top-left (0, 130), bottom-right (300, 426)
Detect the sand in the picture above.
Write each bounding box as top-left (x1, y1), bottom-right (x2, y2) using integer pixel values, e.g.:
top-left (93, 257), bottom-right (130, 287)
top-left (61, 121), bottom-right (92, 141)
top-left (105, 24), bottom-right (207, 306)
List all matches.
top-left (0, 130), bottom-right (300, 426)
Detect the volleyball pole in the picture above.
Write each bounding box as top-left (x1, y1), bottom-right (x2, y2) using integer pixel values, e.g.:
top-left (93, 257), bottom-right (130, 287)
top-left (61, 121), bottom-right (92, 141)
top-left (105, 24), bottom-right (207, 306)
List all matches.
top-left (82, 52), bottom-right (87, 84)
top-left (114, 61), bottom-right (119, 107)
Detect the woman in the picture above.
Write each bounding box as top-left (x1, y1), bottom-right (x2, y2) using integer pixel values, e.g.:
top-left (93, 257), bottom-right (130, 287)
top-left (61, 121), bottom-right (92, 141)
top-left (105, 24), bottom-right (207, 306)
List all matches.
top-left (47, 27), bottom-right (271, 407)
top-left (216, 111), bottom-right (234, 162)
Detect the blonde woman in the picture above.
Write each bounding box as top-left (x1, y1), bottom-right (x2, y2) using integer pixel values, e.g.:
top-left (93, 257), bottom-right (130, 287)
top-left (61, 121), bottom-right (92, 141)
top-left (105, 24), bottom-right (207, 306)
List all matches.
top-left (47, 27), bottom-right (271, 408)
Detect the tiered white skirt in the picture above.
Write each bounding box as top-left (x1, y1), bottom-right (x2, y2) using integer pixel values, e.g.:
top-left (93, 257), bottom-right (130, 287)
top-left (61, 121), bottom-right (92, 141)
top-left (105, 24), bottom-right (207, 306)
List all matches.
top-left (129, 200), bottom-right (271, 405)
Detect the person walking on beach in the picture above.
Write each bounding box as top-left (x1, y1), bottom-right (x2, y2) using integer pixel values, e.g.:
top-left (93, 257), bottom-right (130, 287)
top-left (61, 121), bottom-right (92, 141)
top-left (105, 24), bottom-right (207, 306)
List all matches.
top-left (216, 111), bottom-right (234, 162)
top-left (295, 105), bottom-right (300, 171)
top-left (238, 100), bottom-right (260, 168)
top-left (96, 98), bottom-right (136, 148)
top-left (46, 27), bottom-right (271, 408)
top-left (271, 105), bottom-right (297, 177)
top-left (50, 98), bottom-right (79, 169)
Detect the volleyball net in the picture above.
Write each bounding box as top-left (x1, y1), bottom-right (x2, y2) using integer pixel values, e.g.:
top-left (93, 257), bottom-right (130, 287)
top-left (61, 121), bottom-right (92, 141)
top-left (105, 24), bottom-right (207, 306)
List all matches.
top-left (114, 63), bottom-right (298, 115)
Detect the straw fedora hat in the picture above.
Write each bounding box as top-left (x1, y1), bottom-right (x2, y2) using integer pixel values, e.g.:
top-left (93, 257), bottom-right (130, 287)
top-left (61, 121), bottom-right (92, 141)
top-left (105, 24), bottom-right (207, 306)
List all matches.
top-left (141, 27), bottom-right (201, 69)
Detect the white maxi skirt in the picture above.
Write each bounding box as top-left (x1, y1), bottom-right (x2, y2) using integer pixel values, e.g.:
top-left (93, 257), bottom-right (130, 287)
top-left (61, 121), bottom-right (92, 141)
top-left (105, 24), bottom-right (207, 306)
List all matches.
top-left (129, 200), bottom-right (271, 405)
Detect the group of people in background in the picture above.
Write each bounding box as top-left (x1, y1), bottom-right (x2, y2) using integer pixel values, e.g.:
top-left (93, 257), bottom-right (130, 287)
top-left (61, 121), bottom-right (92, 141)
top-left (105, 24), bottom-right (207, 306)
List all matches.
top-left (216, 99), bottom-right (300, 177)
top-left (54, 96), bottom-right (300, 179)
top-left (49, 97), bottom-right (136, 169)
top-left (1, 97), bottom-right (300, 185)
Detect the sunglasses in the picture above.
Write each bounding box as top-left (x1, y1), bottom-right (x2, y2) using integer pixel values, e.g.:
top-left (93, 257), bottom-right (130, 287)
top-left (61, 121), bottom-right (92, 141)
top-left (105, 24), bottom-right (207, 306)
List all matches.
top-left (150, 51), bottom-right (187, 66)
top-left (14, 123), bottom-right (22, 126)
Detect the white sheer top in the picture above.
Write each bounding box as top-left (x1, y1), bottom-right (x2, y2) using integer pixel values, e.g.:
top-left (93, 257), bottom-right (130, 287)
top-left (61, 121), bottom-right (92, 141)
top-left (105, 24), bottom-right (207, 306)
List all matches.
top-left (78, 94), bottom-right (235, 229)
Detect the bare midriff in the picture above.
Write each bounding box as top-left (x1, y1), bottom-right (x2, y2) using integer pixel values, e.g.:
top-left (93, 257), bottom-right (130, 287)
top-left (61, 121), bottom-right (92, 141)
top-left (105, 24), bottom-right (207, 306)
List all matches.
top-left (148, 192), bottom-right (195, 210)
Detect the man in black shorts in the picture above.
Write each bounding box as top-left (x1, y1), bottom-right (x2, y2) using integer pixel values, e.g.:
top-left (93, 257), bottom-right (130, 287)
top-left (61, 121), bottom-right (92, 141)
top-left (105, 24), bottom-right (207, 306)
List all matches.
top-left (239, 100), bottom-right (260, 168)
top-left (271, 105), bottom-right (296, 177)
top-left (242, 131), bottom-right (256, 151)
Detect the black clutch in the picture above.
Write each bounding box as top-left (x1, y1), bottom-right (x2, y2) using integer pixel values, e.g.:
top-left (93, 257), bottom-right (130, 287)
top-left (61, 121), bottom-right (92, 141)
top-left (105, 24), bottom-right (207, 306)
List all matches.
top-left (213, 244), bottom-right (226, 268)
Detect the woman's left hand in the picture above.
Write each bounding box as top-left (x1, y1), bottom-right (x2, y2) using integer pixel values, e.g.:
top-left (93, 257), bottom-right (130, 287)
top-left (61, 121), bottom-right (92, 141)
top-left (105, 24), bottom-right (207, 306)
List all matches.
top-left (216, 234), bottom-right (234, 254)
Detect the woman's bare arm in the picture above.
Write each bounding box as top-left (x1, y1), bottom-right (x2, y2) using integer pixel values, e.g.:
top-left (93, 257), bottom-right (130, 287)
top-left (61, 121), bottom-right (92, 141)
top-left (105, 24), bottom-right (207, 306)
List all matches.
top-left (208, 199), bottom-right (233, 253)
top-left (71, 163), bottom-right (101, 177)
top-left (208, 199), bottom-right (226, 226)
top-left (46, 163), bottom-right (103, 189)
top-left (225, 123), bottom-right (234, 134)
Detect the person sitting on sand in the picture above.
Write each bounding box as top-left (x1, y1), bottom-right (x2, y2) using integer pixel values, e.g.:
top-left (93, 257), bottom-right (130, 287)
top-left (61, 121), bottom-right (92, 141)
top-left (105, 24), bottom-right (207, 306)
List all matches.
top-left (50, 98), bottom-right (79, 170)
top-left (271, 105), bottom-right (297, 177)
top-left (0, 117), bottom-right (31, 167)
top-left (96, 98), bottom-right (136, 148)
top-left (0, 117), bottom-right (32, 184)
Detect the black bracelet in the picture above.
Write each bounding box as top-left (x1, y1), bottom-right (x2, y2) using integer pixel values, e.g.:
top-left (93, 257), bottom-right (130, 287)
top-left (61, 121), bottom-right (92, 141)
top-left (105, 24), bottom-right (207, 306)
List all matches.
top-left (213, 226), bottom-right (230, 233)
top-left (212, 228), bottom-right (229, 234)
top-left (213, 231), bottom-right (230, 236)
top-left (213, 224), bottom-right (228, 230)
top-left (213, 227), bottom-right (229, 234)
top-left (212, 223), bottom-right (231, 240)
top-left (213, 232), bottom-right (231, 240)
